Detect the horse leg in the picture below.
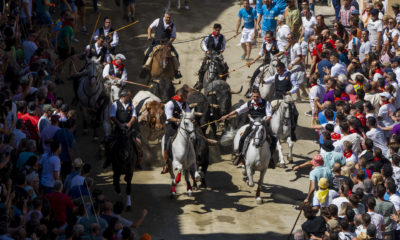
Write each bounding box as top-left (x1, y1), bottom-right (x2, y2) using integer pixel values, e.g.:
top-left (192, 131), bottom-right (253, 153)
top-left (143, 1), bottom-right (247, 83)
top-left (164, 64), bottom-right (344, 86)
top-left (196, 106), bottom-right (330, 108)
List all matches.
top-left (184, 170), bottom-right (193, 197)
top-left (276, 140), bottom-right (286, 168)
top-left (189, 165), bottom-right (198, 190)
top-left (246, 165), bottom-right (254, 187)
top-left (256, 169), bottom-right (267, 205)
top-left (124, 173), bottom-right (133, 211)
top-left (287, 137), bottom-right (294, 163)
top-left (113, 172), bottom-right (121, 195)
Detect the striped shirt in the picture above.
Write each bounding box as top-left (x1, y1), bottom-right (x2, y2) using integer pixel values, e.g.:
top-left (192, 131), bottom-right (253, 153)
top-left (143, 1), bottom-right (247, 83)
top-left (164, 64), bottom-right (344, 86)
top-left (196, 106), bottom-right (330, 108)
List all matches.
top-left (339, 5), bottom-right (355, 28)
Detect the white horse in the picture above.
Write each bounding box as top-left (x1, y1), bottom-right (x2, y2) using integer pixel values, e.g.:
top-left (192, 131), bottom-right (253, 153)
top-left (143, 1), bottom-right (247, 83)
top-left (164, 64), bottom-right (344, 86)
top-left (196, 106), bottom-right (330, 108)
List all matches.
top-left (251, 58), bottom-right (278, 101)
top-left (76, 60), bottom-right (111, 139)
top-left (161, 109), bottom-right (201, 197)
top-left (233, 118), bottom-right (270, 204)
top-left (270, 95), bottom-right (294, 168)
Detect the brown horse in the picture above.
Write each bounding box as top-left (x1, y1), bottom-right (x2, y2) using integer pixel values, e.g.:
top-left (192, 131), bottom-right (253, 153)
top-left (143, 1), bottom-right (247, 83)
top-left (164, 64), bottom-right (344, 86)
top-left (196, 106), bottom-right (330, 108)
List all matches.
top-left (149, 44), bottom-right (177, 80)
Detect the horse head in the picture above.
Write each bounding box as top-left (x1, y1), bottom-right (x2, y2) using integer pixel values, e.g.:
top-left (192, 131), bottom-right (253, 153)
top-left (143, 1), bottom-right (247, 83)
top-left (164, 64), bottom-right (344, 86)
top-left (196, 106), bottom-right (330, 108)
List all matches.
top-left (249, 117), bottom-right (266, 148)
top-left (145, 101), bottom-right (165, 131)
top-left (180, 110), bottom-right (196, 142)
top-left (159, 44), bottom-right (173, 70)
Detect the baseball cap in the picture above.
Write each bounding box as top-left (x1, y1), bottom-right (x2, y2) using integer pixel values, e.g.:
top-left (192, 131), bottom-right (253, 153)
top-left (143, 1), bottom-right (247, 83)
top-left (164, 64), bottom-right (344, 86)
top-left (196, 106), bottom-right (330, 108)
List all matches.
top-left (43, 104), bottom-right (55, 112)
top-left (379, 92), bottom-right (391, 99)
top-left (115, 54), bottom-right (126, 61)
top-left (371, 8), bottom-right (379, 15)
top-left (351, 9), bottom-right (359, 15)
top-left (318, 178), bottom-right (329, 189)
top-left (277, 15), bottom-right (285, 21)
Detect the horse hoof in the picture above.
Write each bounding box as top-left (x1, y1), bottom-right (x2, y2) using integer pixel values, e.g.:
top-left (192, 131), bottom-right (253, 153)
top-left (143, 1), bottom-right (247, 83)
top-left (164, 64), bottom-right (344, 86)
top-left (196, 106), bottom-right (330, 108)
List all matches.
top-left (187, 189), bottom-right (193, 197)
top-left (125, 206), bottom-right (132, 212)
top-left (248, 183), bottom-right (254, 187)
top-left (256, 197), bottom-right (263, 205)
top-left (277, 163), bottom-right (287, 168)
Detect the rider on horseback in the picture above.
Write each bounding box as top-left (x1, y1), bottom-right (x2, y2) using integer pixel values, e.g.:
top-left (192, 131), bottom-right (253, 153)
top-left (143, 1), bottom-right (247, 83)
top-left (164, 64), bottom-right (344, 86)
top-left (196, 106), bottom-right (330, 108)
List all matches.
top-left (245, 31), bottom-right (279, 97)
top-left (220, 88), bottom-right (276, 168)
top-left (141, 12), bottom-right (182, 79)
top-left (194, 23), bottom-right (229, 90)
top-left (85, 35), bottom-right (111, 65)
top-left (103, 89), bottom-right (139, 169)
top-left (93, 17), bottom-right (119, 54)
top-left (161, 87), bottom-right (191, 174)
top-left (102, 53), bottom-right (127, 102)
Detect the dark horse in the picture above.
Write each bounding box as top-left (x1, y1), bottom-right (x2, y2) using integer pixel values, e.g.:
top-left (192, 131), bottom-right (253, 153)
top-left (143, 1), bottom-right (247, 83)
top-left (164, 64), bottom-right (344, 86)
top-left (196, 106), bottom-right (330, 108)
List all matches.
top-left (105, 130), bottom-right (137, 211)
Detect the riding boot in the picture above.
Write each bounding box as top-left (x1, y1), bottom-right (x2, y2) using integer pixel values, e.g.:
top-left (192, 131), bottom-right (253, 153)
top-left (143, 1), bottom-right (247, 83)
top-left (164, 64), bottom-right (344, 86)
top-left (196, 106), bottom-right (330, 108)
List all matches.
top-left (161, 150), bottom-right (169, 174)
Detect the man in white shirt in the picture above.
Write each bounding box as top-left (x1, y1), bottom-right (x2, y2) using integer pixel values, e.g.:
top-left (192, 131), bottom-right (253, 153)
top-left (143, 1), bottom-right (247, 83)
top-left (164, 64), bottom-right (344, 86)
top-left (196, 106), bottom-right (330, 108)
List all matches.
top-left (366, 117), bottom-right (389, 156)
top-left (93, 17), bottom-right (119, 54)
top-left (340, 122), bottom-right (363, 154)
top-left (378, 92), bottom-right (396, 139)
top-left (103, 54), bottom-right (127, 102)
top-left (367, 9), bottom-right (383, 53)
top-left (308, 75), bottom-right (325, 114)
top-left (69, 163), bottom-right (91, 192)
top-left (391, 57), bottom-right (400, 83)
top-left (324, 51), bottom-right (347, 78)
top-left (359, 29), bottom-right (371, 63)
top-left (366, 197), bottom-right (385, 240)
top-left (287, 33), bottom-right (307, 100)
top-left (85, 35), bottom-right (111, 65)
top-left (275, 15), bottom-right (291, 66)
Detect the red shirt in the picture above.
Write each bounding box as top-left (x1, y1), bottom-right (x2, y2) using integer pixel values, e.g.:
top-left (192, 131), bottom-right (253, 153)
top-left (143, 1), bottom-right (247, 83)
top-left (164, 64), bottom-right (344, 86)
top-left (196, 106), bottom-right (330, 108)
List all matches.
top-left (312, 43), bottom-right (323, 62)
top-left (19, 113), bottom-right (39, 141)
top-left (19, 113), bottom-right (39, 129)
top-left (44, 192), bottom-right (75, 225)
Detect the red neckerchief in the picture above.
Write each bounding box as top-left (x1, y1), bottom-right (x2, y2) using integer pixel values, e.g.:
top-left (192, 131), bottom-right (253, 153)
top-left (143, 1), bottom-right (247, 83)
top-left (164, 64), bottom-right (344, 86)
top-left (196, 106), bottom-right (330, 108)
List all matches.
top-left (171, 95), bottom-right (183, 103)
top-left (377, 87), bottom-right (385, 93)
top-left (344, 151), bottom-right (353, 158)
top-left (334, 97), bottom-right (342, 102)
top-left (311, 84), bottom-right (318, 88)
top-left (62, 20), bottom-right (73, 27)
top-left (381, 101), bottom-right (389, 106)
top-left (112, 60), bottom-right (124, 71)
top-left (375, 68), bottom-right (383, 75)
top-left (349, 128), bottom-right (362, 136)
top-left (373, 157), bottom-right (381, 162)
top-left (212, 31), bottom-right (219, 37)
top-left (252, 100), bottom-right (261, 107)
top-left (331, 132), bottom-right (341, 141)
top-left (264, 36), bottom-right (276, 43)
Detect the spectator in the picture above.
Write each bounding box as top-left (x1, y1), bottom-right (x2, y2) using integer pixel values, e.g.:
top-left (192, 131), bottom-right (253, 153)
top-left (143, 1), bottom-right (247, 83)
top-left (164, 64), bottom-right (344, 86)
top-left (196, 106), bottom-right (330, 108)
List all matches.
top-left (39, 140), bottom-right (61, 194)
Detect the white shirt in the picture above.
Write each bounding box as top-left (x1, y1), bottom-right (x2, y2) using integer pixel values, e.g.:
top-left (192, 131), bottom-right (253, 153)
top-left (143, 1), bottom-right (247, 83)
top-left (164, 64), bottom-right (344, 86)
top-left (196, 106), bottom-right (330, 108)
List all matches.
top-left (264, 71), bottom-right (300, 94)
top-left (109, 100), bottom-right (137, 118)
top-left (341, 133), bottom-right (363, 154)
top-left (368, 211), bottom-right (385, 239)
top-left (359, 40), bottom-right (371, 62)
top-left (85, 42), bottom-right (111, 62)
top-left (347, 37), bottom-right (361, 54)
top-left (366, 127), bottom-right (389, 156)
top-left (312, 189), bottom-right (339, 207)
top-left (235, 100), bottom-right (272, 117)
top-left (276, 24), bottom-right (290, 52)
top-left (332, 196), bottom-right (349, 216)
top-left (390, 194), bottom-right (400, 211)
top-left (309, 84), bottom-right (325, 111)
top-left (93, 27), bottom-right (119, 47)
top-left (290, 43), bottom-right (303, 68)
top-left (102, 64), bottom-right (127, 85)
top-left (378, 103), bottom-right (396, 127)
top-left (202, 34), bottom-right (226, 52)
top-left (301, 16), bottom-right (316, 42)
top-left (164, 100), bottom-right (190, 123)
top-left (383, 27), bottom-right (400, 44)
top-left (331, 62), bottom-right (348, 77)
top-left (149, 18), bottom-right (177, 39)
top-left (394, 67), bottom-right (400, 85)
top-left (367, 19), bottom-right (383, 47)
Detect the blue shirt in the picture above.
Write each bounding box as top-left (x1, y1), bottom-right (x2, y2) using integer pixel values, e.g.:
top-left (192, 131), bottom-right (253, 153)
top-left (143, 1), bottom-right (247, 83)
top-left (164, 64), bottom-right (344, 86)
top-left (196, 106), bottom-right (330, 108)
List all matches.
top-left (238, 7), bottom-right (257, 29)
top-left (317, 59), bottom-right (334, 83)
top-left (256, 0), bottom-right (263, 14)
top-left (53, 128), bottom-right (74, 163)
top-left (260, 4), bottom-right (280, 32)
top-left (318, 110), bottom-right (337, 125)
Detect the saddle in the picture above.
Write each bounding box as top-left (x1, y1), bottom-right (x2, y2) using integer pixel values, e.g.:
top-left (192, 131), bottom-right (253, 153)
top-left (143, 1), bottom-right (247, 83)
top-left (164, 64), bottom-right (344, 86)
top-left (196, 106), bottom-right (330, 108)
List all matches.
top-left (166, 130), bottom-right (179, 159)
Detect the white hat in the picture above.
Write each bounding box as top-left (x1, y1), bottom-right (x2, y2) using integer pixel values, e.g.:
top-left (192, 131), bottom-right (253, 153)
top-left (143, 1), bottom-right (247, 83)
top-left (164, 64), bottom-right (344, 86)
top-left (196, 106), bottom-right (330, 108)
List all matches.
top-left (277, 15), bottom-right (285, 22)
top-left (350, 72), bottom-right (368, 83)
top-left (115, 54), bottom-right (126, 61)
top-left (337, 74), bottom-right (348, 83)
top-left (73, 158), bottom-right (84, 168)
top-left (379, 92), bottom-right (391, 99)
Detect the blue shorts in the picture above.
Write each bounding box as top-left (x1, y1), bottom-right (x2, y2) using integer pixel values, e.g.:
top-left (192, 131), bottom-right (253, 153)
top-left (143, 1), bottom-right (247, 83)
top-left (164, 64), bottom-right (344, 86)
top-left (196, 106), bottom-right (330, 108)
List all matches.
top-left (36, 11), bottom-right (53, 26)
top-left (123, 0), bottom-right (135, 6)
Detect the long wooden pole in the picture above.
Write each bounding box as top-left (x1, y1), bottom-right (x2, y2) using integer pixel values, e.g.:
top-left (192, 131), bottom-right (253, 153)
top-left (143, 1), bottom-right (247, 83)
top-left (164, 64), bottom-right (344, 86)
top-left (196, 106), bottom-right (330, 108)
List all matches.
top-left (89, 13), bottom-right (102, 46)
top-left (219, 63), bottom-right (248, 78)
top-left (287, 203), bottom-right (305, 240)
top-left (123, 80), bottom-right (153, 88)
top-left (107, 20), bottom-right (139, 36)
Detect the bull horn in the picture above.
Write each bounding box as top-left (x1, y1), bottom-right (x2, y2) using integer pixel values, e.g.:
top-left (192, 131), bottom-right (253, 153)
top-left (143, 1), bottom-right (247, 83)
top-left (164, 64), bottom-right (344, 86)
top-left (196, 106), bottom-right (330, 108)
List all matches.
top-left (209, 104), bottom-right (219, 108)
top-left (194, 112), bottom-right (203, 116)
top-left (207, 91), bottom-right (216, 95)
top-left (189, 103), bottom-right (198, 108)
top-left (172, 80), bottom-right (181, 85)
top-left (230, 86), bottom-right (243, 94)
top-left (152, 79), bottom-right (160, 83)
